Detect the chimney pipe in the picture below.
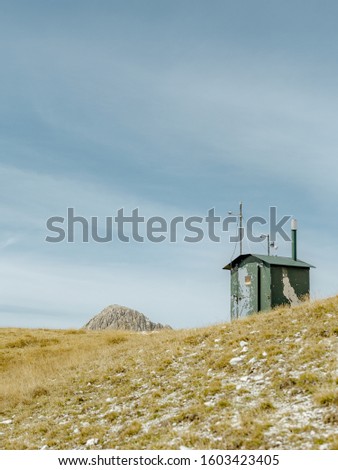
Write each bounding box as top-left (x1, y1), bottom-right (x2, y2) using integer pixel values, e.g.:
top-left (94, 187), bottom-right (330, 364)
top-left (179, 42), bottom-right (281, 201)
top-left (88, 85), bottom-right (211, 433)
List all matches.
top-left (291, 218), bottom-right (297, 261)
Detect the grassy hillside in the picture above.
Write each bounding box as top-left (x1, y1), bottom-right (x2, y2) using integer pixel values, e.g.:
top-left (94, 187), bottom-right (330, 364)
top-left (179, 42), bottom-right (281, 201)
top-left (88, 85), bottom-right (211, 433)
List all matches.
top-left (0, 296), bottom-right (337, 450)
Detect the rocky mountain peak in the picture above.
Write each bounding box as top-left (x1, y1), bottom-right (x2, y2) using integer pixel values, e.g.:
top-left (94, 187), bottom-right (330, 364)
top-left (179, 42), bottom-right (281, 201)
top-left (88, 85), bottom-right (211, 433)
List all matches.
top-left (83, 304), bottom-right (171, 331)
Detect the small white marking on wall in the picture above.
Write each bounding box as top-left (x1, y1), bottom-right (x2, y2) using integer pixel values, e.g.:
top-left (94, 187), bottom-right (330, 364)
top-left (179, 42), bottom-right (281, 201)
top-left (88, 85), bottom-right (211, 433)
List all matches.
top-left (282, 268), bottom-right (300, 306)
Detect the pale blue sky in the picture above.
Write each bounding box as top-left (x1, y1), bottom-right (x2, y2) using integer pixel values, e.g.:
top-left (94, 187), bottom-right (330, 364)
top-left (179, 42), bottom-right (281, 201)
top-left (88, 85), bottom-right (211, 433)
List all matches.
top-left (0, 1), bottom-right (337, 328)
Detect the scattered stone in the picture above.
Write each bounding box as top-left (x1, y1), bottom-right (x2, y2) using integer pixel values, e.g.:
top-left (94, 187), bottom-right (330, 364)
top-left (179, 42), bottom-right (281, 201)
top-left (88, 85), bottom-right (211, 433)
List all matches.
top-left (0, 420), bottom-right (13, 425)
top-left (204, 400), bottom-right (215, 407)
top-left (252, 374), bottom-right (264, 381)
top-left (240, 341), bottom-right (248, 347)
top-left (241, 346), bottom-right (248, 353)
top-left (86, 438), bottom-right (99, 447)
top-left (230, 356), bottom-right (244, 366)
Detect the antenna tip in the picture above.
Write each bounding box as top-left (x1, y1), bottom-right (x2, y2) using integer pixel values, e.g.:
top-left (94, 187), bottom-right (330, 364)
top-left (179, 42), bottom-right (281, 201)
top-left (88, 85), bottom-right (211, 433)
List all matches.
top-left (291, 218), bottom-right (298, 230)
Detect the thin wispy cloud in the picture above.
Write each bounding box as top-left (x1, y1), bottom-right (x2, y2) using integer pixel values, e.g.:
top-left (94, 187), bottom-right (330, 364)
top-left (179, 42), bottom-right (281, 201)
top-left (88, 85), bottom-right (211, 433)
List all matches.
top-left (0, 236), bottom-right (18, 250)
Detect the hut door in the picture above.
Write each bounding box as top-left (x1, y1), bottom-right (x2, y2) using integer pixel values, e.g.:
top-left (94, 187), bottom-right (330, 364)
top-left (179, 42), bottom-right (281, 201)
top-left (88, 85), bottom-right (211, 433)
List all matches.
top-left (232, 263), bottom-right (259, 319)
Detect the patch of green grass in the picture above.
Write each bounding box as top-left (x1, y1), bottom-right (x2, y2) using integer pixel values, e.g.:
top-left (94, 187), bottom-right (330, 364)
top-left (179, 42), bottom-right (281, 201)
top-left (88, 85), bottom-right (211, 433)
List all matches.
top-left (295, 372), bottom-right (320, 393)
top-left (258, 400), bottom-right (275, 411)
top-left (203, 379), bottom-right (222, 397)
top-left (328, 435), bottom-right (338, 450)
top-left (120, 421), bottom-right (142, 438)
top-left (173, 405), bottom-right (203, 424)
top-left (105, 411), bottom-right (119, 422)
top-left (217, 397), bottom-right (231, 408)
top-left (315, 389), bottom-right (338, 406)
top-left (30, 386), bottom-right (49, 399)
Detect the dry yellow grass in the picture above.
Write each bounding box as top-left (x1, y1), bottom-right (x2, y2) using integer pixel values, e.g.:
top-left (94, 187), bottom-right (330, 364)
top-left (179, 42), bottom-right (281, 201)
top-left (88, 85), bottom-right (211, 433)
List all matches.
top-left (0, 328), bottom-right (129, 410)
top-left (0, 296), bottom-right (337, 450)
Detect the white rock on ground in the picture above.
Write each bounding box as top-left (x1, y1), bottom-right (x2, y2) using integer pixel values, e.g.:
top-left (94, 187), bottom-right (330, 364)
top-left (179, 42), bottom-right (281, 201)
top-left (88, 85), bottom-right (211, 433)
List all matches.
top-left (86, 438), bottom-right (99, 446)
top-left (229, 356), bottom-right (244, 366)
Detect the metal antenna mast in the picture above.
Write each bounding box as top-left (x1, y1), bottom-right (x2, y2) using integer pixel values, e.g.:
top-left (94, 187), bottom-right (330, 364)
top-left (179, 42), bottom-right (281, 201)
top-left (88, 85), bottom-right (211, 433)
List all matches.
top-left (239, 201), bottom-right (243, 255)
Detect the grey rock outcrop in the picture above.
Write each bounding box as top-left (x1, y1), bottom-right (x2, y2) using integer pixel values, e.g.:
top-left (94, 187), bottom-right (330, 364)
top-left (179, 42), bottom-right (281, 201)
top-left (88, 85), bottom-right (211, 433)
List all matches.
top-left (83, 305), bottom-right (171, 332)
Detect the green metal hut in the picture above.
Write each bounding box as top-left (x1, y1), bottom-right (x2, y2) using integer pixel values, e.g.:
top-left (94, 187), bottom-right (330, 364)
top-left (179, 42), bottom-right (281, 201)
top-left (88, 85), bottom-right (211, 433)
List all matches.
top-left (223, 219), bottom-right (314, 320)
